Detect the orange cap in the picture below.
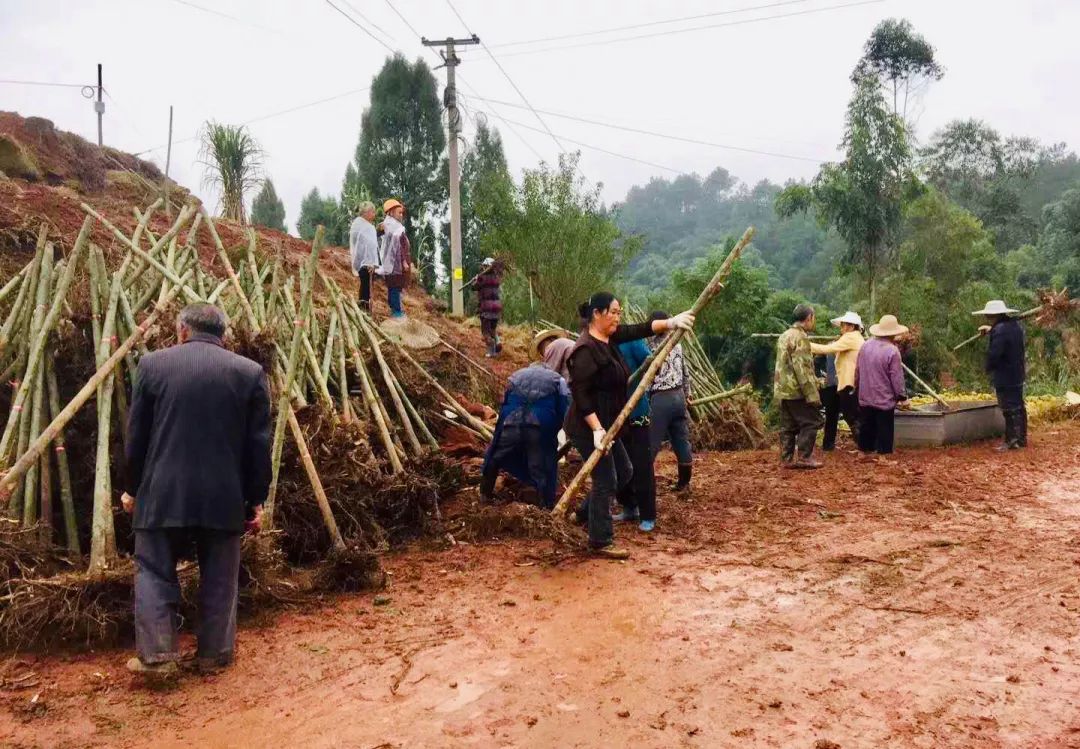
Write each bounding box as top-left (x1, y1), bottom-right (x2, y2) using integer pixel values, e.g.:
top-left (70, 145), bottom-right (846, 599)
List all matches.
top-left (383, 198), bottom-right (404, 213)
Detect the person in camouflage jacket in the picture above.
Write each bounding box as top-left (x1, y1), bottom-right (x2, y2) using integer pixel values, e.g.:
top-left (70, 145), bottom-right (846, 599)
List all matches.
top-left (774, 304), bottom-right (824, 468)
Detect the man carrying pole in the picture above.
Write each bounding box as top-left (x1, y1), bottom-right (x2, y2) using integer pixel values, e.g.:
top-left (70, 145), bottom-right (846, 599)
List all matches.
top-left (973, 299), bottom-right (1027, 450)
top-left (774, 304), bottom-right (824, 469)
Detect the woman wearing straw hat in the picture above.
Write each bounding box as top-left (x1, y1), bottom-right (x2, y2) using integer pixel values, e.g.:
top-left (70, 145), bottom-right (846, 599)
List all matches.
top-left (854, 314), bottom-right (912, 455)
top-left (810, 311), bottom-right (864, 451)
top-left (973, 300), bottom-right (1027, 450)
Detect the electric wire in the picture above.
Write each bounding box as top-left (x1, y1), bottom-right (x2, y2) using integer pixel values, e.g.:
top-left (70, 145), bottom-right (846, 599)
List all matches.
top-left (339, 0), bottom-right (395, 39)
top-left (467, 93), bottom-right (827, 163)
top-left (323, 0), bottom-right (397, 54)
top-left (163, 0), bottom-right (289, 36)
top-left (493, 0), bottom-right (887, 58)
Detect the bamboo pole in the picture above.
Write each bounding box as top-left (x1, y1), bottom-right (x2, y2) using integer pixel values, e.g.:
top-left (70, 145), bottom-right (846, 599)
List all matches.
top-left (553, 227), bottom-right (755, 518)
top-left (0, 226), bottom-right (46, 361)
top-left (359, 316), bottom-right (423, 455)
top-left (438, 338), bottom-right (499, 381)
top-left (952, 304), bottom-right (1046, 351)
top-left (199, 206), bottom-right (260, 329)
top-left (0, 260), bottom-right (30, 306)
top-left (335, 322), bottom-right (353, 422)
top-left (285, 408), bottom-right (346, 552)
top-left (0, 273), bottom-right (193, 517)
top-left (263, 228), bottom-right (323, 526)
top-left (321, 310), bottom-right (338, 386)
top-left (45, 355), bottom-right (79, 555)
top-left (688, 383), bottom-right (753, 407)
top-left (17, 243), bottom-right (53, 521)
top-left (245, 228), bottom-right (266, 321)
top-left (393, 373), bottom-right (439, 449)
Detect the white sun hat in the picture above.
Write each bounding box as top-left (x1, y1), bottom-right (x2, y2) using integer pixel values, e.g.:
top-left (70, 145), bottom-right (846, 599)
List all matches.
top-left (481, 257), bottom-right (495, 267)
top-left (830, 311), bottom-right (864, 328)
top-left (971, 300), bottom-right (1018, 316)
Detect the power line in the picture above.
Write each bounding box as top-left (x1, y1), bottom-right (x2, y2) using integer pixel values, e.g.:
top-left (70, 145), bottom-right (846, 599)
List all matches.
top-left (473, 109), bottom-right (683, 174)
top-left (457, 77), bottom-right (548, 163)
top-left (133, 86), bottom-right (371, 156)
top-left (323, 0), bottom-right (397, 54)
top-left (443, 0), bottom-right (569, 159)
top-left (494, 0), bottom-right (887, 58)
top-left (487, 0), bottom-right (812, 49)
top-left (163, 0), bottom-right (288, 36)
top-left (339, 0), bottom-right (395, 39)
top-left (467, 93), bottom-right (827, 163)
top-left (0, 78), bottom-right (96, 91)
top-left (381, 0), bottom-right (423, 40)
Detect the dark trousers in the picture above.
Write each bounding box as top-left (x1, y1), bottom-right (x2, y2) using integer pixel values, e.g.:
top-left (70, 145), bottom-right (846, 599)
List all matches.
top-left (480, 317), bottom-right (500, 354)
top-left (649, 389), bottom-right (693, 465)
top-left (388, 286), bottom-right (403, 316)
top-left (358, 267), bottom-right (373, 310)
top-left (616, 422), bottom-right (656, 522)
top-left (858, 406), bottom-right (896, 454)
top-left (134, 528), bottom-right (243, 665)
top-left (996, 385), bottom-right (1027, 447)
top-left (570, 434), bottom-right (632, 548)
top-left (821, 386), bottom-right (860, 450)
top-left (479, 425), bottom-right (549, 507)
top-left (779, 398), bottom-right (824, 462)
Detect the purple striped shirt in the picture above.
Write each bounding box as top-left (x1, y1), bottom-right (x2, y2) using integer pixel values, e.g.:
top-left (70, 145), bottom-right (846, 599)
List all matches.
top-left (855, 338), bottom-right (907, 410)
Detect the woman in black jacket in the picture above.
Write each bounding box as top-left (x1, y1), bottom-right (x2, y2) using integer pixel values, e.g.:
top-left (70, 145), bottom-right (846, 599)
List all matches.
top-left (566, 292), bottom-right (695, 559)
top-left (975, 300), bottom-right (1027, 449)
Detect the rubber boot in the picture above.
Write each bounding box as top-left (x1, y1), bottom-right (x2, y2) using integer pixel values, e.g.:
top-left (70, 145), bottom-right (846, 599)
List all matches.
top-left (1016, 406), bottom-right (1028, 447)
top-left (997, 410), bottom-right (1016, 451)
top-left (675, 463), bottom-right (692, 491)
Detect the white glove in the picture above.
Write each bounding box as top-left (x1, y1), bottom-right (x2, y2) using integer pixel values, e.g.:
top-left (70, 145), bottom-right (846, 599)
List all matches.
top-left (592, 428), bottom-right (608, 453)
top-left (667, 311), bottom-right (696, 331)
top-left (557, 429), bottom-right (567, 449)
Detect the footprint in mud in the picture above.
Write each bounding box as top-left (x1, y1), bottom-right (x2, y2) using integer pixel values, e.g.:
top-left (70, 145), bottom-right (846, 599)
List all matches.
top-left (434, 680), bottom-right (490, 713)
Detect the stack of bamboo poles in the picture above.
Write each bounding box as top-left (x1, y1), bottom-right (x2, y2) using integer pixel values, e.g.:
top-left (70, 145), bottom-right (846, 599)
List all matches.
top-left (0, 198), bottom-right (491, 577)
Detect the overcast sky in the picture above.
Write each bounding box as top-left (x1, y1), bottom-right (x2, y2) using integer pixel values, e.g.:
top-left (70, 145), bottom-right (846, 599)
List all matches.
top-left (2, 0), bottom-right (1078, 235)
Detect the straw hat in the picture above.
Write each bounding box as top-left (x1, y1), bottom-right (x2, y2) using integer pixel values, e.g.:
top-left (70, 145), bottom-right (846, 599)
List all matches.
top-left (869, 314), bottom-right (909, 338)
top-left (830, 311), bottom-right (863, 328)
top-left (531, 329), bottom-right (564, 359)
top-left (971, 300), bottom-right (1018, 316)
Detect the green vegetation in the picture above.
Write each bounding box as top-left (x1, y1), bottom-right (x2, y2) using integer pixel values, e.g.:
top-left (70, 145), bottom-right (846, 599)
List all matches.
top-left (199, 122), bottom-right (263, 223)
top-left (250, 178), bottom-right (287, 232)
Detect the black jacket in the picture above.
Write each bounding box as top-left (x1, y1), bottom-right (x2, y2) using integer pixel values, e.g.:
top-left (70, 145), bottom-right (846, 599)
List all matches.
top-left (125, 333), bottom-right (272, 532)
top-left (565, 321), bottom-right (654, 438)
top-left (986, 318), bottom-right (1026, 389)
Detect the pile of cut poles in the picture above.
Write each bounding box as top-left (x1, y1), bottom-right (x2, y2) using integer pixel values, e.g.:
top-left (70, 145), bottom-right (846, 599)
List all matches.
top-left (0, 198), bottom-right (491, 577)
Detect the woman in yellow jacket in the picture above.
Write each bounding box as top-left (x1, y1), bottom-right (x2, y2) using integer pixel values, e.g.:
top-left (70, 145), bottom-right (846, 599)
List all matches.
top-left (810, 311), bottom-right (864, 450)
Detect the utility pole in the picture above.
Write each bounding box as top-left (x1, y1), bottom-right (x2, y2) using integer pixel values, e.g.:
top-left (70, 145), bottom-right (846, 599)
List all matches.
top-left (422, 34), bottom-right (480, 317)
top-left (94, 63), bottom-right (104, 146)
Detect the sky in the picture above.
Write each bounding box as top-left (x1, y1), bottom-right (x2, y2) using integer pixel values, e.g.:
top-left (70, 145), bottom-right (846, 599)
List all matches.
top-left (2, 0), bottom-right (1079, 236)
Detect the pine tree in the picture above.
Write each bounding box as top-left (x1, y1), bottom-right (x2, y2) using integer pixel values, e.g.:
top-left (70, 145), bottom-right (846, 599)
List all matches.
top-left (250, 178), bottom-right (287, 232)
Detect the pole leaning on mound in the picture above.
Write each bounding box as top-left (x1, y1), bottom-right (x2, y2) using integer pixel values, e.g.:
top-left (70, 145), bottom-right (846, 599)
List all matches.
top-left (552, 227), bottom-right (756, 519)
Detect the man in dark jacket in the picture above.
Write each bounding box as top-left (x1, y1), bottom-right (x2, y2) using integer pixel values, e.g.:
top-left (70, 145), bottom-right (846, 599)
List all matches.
top-left (123, 304), bottom-right (271, 676)
top-left (975, 300), bottom-right (1027, 450)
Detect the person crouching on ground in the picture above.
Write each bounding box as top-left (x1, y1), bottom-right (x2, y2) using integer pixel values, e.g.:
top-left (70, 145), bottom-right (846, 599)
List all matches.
top-left (349, 200), bottom-right (380, 312)
top-left (377, 199), bottom-right (412, 319)
top-left (774, 304), bottom-right (824, 469)
top-left (123, 304), bottom-right (271, 678)
top-left (973, 299), bottom-right (1027, 450)
top-left (854, 315), bottom-right (912, 456)
top-left (475, 257), bottom-right (504, 358)
top-left (565, 293), bottom-right (695, 559)
top-left (646, 312), bottom-right (695, 492)
top-left (613, 331), bottom-right (656, 532)
top-left (479, 356), bottom-right (570, 509)
top-left (810, 311), bottom-right (864, 451)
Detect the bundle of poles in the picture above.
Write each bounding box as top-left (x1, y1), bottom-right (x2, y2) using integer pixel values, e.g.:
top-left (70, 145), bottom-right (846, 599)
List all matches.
top-left (0, 198), bottom-right (492, 577)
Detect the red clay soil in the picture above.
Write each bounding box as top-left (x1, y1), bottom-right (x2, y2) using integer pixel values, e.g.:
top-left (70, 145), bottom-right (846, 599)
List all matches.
top-left (3, 422), bottom-right (1079, 748)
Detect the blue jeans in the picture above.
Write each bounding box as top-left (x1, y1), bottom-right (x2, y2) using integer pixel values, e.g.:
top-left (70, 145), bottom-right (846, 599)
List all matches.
top-left (570, 434), bottom-right (632, 548)
top-left (134, 528), bottom-right (242, 664)
top-left (649, 389), bottom-right (693, 465)
top-left (388, 286), bottom-right (403, 317)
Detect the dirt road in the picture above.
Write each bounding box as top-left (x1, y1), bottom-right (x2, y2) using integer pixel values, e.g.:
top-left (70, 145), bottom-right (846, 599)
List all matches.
top-left (3, 423), bottom-right (1080, 748)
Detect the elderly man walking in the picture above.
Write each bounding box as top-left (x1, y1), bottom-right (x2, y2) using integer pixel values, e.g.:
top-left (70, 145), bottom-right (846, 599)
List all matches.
top-left (349, 200), bottom-right (380, 312)
top-left (774, 304), bottom-right (824, 469)
top-left (855, 315), bottom-right (912, 455)
top-left (811, 311), bottom-right (864, 451)
top-left (123, 304), bottom-right (271, 677)
top-left (974, 300), bottom-right (1027, 450)
top-left (378, 198), bottom-right (412, 318)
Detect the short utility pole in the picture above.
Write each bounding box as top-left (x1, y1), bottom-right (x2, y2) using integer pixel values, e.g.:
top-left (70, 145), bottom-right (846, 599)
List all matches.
top-left (422, 34), bottom-right (480, 317)
top-left (94, 63), bottom-right (104, 146)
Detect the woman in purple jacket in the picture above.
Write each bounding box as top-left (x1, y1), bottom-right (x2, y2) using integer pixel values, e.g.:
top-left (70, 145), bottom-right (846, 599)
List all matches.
top-left (854, 315), bottom-right (912, 455)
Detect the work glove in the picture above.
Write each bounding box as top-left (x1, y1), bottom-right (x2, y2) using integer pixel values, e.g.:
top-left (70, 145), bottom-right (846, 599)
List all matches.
top-left (557, 429), bottom-right (567, 450)
top-left (978, 325), bottom-right (991, 336)
top-left (592, 427), bottom-right (608, 453)
top-left (667, 311), bottom-right (696, 331)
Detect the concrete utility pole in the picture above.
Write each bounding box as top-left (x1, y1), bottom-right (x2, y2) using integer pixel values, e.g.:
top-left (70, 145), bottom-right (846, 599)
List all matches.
top-left (94, 64), bottom-right (104, 146)
top-left (422, 34), bottom-right (480, 317)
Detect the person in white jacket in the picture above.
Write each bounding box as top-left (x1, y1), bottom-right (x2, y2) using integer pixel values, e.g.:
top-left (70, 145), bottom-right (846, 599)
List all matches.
top-left (348, 201), bottom-right (379, 312)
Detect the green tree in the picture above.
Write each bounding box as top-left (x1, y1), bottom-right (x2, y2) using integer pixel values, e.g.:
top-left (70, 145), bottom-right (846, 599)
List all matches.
top-left (441, 122), bottom-right (513, 307)
top-left (854, 18), bottom-right (944, 122)
top-left (480, 152), bottom-right (641, 326)
top-left (777, 72), bottom-right (917, 315)
top-left (199, 121), bottom-right (263, 222)
top-left (1031, 186), bottom-right (1080, 290)
top-left (296, 187), bottom-right (342, 243)
top-left (351, 55), bottom-right (447, 255)
top-left (250, 178), bottom-right (287, 232)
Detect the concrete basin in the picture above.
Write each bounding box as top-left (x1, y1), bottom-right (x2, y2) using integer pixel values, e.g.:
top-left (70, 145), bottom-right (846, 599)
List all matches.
top-left (894, 400), bottom-right (1005, 448)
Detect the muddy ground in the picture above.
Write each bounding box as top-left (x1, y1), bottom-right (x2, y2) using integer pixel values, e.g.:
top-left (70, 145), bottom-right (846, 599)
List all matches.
top-left (3, 422), bottom-right (1079, 748)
